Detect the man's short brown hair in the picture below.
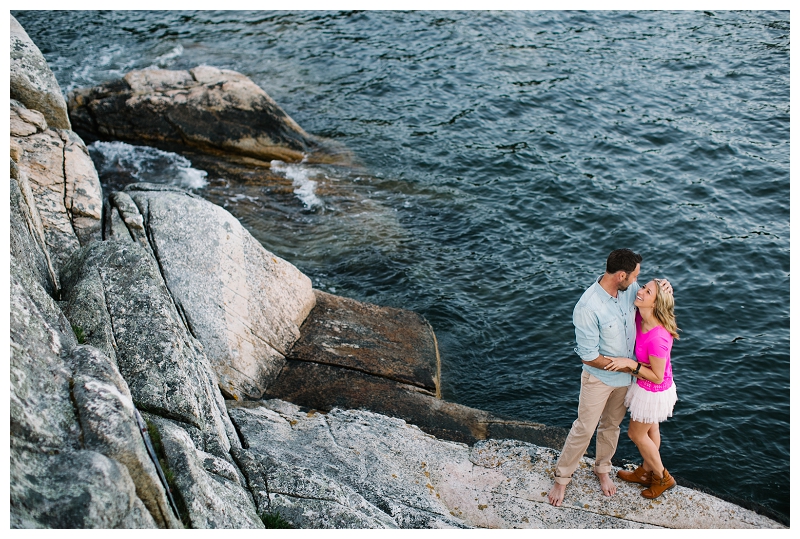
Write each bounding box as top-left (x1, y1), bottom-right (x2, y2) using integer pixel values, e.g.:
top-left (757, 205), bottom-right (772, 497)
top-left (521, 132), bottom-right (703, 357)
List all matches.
top-left (606, 248), bottom-right (642, 275)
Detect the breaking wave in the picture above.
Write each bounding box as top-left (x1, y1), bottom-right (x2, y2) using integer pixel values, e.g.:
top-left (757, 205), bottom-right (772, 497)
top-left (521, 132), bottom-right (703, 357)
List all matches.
top-left (89, 140), bottom-right (208, 190)
top-left (270, 160), bottom-right (325, 209)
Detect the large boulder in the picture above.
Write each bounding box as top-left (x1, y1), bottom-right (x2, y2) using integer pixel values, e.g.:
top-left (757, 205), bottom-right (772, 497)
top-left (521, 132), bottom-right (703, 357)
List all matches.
top-left (114, 183), bottom-right (316, 400)
top-left (10, 14), bottom-right (71, 130)
top-left (226, 400), bottom-right (784, 529)
top-left (69, 65), bottom-right (327, 163)
top-left (11, 100), bottom-right (102, 273)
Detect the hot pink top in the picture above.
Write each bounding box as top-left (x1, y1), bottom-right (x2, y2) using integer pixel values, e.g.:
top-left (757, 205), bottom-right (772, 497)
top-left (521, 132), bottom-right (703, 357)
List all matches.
top-left (634, 310), bottom-right (673, 392)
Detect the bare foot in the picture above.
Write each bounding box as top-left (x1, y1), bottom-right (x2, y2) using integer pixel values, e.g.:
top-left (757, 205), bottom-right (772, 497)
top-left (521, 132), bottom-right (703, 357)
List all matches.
top-left (547, 482), bottom-right (566, 507)
top-left (595, 471), bottom-right (617, 497)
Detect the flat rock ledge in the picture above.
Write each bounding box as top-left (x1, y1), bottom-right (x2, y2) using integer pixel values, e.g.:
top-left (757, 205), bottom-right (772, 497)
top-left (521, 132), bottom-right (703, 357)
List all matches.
top-left (227, 400), bottom-right (782, 529)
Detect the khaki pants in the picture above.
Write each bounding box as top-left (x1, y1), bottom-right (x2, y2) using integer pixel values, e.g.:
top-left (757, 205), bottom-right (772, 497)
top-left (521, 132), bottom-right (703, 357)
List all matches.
top-left (554, 370), bottom-right (629, 485)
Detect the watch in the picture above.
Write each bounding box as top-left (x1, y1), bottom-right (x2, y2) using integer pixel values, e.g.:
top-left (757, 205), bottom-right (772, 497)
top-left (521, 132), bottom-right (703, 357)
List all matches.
top-left (632, 362), bottom-right (642, 375)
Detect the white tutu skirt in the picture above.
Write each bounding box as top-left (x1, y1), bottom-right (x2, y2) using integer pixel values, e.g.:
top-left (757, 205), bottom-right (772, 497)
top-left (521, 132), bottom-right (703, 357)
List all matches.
top-left (624, 381), bottom-right (678, 424)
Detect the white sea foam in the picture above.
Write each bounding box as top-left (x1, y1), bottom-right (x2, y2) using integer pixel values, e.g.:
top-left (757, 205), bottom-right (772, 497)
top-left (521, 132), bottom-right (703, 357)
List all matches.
top-left (89, 141), bottom-right (208, 189)
top-left (270, 160), bottom-right (324, 209)
top-left (149, 44), bottom-right (184, 68)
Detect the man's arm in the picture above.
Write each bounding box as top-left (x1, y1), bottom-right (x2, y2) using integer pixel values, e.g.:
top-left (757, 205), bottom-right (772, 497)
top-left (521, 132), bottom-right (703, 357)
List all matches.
top-left (574, 305), bottom-right (634, 372)
top-left (573, 304), bottom-right (600, 364)
top-left (583, 354), bottom-right (634, 372)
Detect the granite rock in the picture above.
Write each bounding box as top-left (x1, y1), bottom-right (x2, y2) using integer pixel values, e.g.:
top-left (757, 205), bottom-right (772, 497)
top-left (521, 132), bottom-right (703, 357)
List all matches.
top-left (126, 183), bottom-right (316, 400)
top-left (68, 346), bottom-right (183, 529)
top-left (11, 447), bottom-right (156, 529)
top-left (59, 240), bottom-right (237, 458)
top-left (11, 100), bottom-right (102, 273)
top-left (10, 162), bottom-right (59, 295)
top-left (10, 258), bottom-right (80, 452)
top-left (69, 65), bottom-right (329, 163)
top-left (10, 255), bottom-right (157, 528)
top-left (10, 14), bottom-right (71, 129)
top-left (145, 415), bottom-right (263, 529)
top-left (226, 400), bottom-right (784, 529)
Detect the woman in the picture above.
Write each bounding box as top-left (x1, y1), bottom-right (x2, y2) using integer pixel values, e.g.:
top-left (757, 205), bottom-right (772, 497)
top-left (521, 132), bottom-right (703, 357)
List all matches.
top-left (604, 278), bottom-right (679, 499)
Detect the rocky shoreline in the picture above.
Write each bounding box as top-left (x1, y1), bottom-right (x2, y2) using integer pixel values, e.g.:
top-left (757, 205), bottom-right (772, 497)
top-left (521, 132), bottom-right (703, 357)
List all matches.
top-left (9, 14), bottom-right (784, 529)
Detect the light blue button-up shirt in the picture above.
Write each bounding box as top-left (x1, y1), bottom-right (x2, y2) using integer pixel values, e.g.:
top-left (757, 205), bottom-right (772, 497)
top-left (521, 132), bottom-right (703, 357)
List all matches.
top-left (573, 276), bottom-right (638, 387)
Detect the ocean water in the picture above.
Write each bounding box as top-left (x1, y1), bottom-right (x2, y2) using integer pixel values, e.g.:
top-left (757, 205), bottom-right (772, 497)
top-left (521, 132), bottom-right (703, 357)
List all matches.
top-left (13, 10), bottom-right (789, 522)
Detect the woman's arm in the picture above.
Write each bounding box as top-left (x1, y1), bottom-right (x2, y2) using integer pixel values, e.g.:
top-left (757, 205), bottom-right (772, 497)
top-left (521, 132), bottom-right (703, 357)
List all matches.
top-left (634, 355), bottom-right (667, 384)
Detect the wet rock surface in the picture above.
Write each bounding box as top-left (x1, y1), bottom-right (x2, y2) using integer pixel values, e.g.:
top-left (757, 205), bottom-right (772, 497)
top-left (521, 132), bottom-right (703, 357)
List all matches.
top-left (289, 290), bottom-right (440, 391)
top-left (267, 290), bottom-right (569, 449)
top-left (68, 65), bottom-right (340, 164)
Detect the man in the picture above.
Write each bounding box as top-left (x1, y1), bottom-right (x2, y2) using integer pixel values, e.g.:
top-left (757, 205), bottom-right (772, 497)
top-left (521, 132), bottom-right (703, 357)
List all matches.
top-left (547, 249), bottom-right (671, 506)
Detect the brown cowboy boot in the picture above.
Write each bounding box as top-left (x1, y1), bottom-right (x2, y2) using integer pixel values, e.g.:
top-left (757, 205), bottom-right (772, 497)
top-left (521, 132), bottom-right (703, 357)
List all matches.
top-left (617, 466), bottom-right (652, 486)
top-left (641, 468), bottom-right (676, 499)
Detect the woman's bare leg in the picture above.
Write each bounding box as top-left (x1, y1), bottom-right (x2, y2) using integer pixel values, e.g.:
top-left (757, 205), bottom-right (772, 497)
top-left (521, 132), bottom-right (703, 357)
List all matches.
top-left (648, 422), bottom-right (661, 448)
top-left (641, 423), bottom-right (661, 471)
top-left (627, 420), bottom-right (664, 476)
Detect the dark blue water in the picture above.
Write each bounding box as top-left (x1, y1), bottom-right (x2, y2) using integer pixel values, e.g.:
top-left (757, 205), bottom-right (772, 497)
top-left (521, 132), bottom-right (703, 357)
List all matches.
top-left (13, 10), bottom-right (789, 522)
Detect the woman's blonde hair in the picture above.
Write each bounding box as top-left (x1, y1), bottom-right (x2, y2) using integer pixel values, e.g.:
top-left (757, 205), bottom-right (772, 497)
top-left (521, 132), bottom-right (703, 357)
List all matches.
top-left (653, 279), bottom-right (680, 340)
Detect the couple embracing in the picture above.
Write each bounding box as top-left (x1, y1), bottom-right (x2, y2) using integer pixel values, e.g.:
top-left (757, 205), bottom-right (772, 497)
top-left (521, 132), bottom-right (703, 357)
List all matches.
top-left (548, 249), bottom-right (679, 506)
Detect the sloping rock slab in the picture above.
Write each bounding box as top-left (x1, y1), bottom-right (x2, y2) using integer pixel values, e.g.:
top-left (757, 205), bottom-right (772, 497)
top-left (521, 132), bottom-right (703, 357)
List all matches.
top-left (228, 401), bottom-right (467, 528)
top-left (227, 401), bottom-right (784, 529)
top-left (68, 65), bottom-right (328, 163)
top-left (60, 240), bottom-right (237, 459)
top-left (288, 290), bottom-right (439, 391)
top-left (231, 447), bottom-right (398, 529)
top-left (10, 162), bottom-right (58, 297)
top-left (125, 183), bottom-right (316, 400)
top-left (11, 258), bottom-right (80, 452)
top-left (11, 100), bottom-right (102, 272)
